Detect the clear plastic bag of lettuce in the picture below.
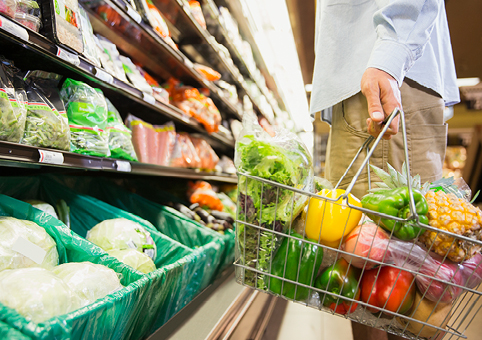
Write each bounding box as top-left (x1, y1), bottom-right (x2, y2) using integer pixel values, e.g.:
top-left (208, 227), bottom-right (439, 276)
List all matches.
top-left (22, 71), bottom-right (70, 150)
top-left (0, 57), bottom-right (27, 143)
top-left (234, 113), bottom-right (314, 288)
top-left (60, 78), bottom-right (110, 157)
top-left (105, 98), bottom-right (138, 161)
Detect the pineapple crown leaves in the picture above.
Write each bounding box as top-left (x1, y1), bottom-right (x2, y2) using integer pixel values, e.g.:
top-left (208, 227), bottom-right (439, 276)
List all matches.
top-left (369, 162), bottom-right (472, 199)
top-left (369, 162), bottom-right (422, 193)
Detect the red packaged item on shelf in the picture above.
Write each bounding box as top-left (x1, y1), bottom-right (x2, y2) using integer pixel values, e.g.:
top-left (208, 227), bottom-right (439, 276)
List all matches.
top-left (155, 122), bottom-right (176, 166)
top-left (194, 63), bottom-right (221, 81)
top-left (188, 181), bottom-right (224, 211)
top-left (191, 137), bottom-right (219, 170)
top-left (0, 0), bottom-right (17, 18)
top-left (169, 133), bottom-right (201, 168)
top-left (126, 114), bottom-right (155, 164)
top-left (188, 0), bottom-right (206, 29)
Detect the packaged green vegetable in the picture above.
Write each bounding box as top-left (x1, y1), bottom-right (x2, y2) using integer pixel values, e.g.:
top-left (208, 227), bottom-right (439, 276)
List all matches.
top-left (60, 78), bottom-right (110, 157)
top-left (22, 71), bottom-right (70, 150)
top-left (105, 98), bottom-right (138, 161)
top-left (235, 113), bottom-right (314, 289)
top-left (0, 57), bottom-right (27, 143)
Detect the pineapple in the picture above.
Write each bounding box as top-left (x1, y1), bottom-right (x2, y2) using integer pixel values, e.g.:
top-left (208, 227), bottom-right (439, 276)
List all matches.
top-left (370, 163), bottom-right (482, 262)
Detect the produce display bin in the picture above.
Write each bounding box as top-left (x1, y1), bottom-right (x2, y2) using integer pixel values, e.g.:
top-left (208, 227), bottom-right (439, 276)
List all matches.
top-left (0, 175), bottom-right (210, 338)
top-left (46, 175), bottom-right (234, 331)
top-left (234, 110), bottom-right (482, 340)
top-left (0, 194), bottom-right (148, 340)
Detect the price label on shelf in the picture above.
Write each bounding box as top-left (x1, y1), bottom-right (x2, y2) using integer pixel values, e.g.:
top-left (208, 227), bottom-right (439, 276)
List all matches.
top-left (0, 16), bottom-right (29, 42)
top-left (116, 160), bottom-right (131, 172)
top-left (12, 237), bottom-right (47, 265)
top-left (184, 58), bottom-right (194, 69)
top-left (142, 92), bottom-right (156, 105)
top-left (125, 5), bottom-right (142, 24)
top-left (56, 47), bottom-right (80, 66)
top-left (94, 67), bottom-right (114, 84)
top-left (38, 150), bottom-right (64, 165)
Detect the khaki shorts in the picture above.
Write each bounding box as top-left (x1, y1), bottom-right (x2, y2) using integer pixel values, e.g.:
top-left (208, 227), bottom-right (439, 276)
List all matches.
top-left (325, 79), bottom-right (447, 200)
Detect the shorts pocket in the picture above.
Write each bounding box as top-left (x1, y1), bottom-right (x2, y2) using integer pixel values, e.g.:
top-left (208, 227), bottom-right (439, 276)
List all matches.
top-left (410, 124), bottom-right (447, 181)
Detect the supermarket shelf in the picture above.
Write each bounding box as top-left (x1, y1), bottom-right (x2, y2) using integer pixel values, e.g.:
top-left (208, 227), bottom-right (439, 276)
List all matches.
top-left (210, 0), bottom-right (286, 117)
top-left (201, 0), bottom-right (279, 122)
top-left (84, 0), bottom-right (243, 120)
top-left (0, 14), bottom-right (234, 151)
top-left (0, 141), bottom-right (238, 183)
top-left (151, 0), bottom-right (275, 121)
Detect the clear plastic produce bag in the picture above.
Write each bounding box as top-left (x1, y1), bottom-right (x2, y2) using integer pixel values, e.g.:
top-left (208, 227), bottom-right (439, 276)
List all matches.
top-left (86, 218), bottom-right (157, 260)
top-left (105, 99), bottom-right (138, 161)
top-left (22, 71), bottom-right (70, 150)
top-left (0, 267), bottom-right (80, 323)
top-left (235, 113), bottom-right (314, 288)
top-left (0, 58), bottom-right (27, 143)
top-left (0, 216), bottom-right (59, 271)
top-left (60, 78), bottom-right (110, 157)
top-left (107, 249), bottom-right (156, 274)
top-left (53, 262), bottom-right (122, 307)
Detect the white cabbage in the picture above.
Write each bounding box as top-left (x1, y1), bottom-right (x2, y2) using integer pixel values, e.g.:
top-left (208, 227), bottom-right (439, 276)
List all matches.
top-left (86, 218), bottom-right (156, 260)
top-left (24, 200), bottom-right (58, 219)
top-left (53, 262), bottom-right (122, 307)
top-left (0, 268), bottom-right (79, 323)
top-left (108, 249), bottom-right (156, 274)
top-left (0, 216), bottom-right (59, 271)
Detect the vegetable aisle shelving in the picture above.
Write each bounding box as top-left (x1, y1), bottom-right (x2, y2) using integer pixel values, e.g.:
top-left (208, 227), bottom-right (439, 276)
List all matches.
top-left (0, 0), bottom-right (289, 338)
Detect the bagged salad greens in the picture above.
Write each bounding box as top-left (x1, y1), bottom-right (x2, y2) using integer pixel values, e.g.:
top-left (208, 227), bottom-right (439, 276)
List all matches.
top-left (106, 98), bottom-right (138, 161)
top-left (0, 57), bottom-right (27, 143)
top-left (78, 6), bottom-right (101, 67)
top-left (60, 78), bottom-right (110, 157)
top-left (119, 56), bottom-right (153, 94)
top-left (235, 113), bottom-right (313, 288)
top-left (22, 71), bottom-right (70, 150)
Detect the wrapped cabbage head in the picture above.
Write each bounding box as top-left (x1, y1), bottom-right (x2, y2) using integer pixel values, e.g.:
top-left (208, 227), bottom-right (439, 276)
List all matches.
top-left (24, 200), bottom-right (59, 219)
top-left (53, 262), bottom-right (122, 307)
top-left (0, 216), bottom-right (59, 271)
top-left (108, 249), bottom-right (156, 274)
top-left (86, 218), bottom-right (157, 260)
top-left (0, 268), bottom-right (80, 323)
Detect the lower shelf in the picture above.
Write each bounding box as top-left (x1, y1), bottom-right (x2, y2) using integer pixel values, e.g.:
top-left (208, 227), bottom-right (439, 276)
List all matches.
top-left (0, 141), bottom-right (238, 183)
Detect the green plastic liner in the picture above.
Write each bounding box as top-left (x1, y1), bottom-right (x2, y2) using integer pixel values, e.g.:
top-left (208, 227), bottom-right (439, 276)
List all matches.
top-left (0, 194), bottom-right (147, 340)
top-left (0, 176), bottom-right (199, 339)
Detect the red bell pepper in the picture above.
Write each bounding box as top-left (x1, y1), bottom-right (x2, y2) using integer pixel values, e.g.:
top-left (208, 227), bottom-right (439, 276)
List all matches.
top-left (360, 265), bottom-right (415, 315)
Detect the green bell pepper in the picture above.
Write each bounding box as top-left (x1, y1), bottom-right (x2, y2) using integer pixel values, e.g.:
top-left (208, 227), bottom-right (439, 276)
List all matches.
top-left (269, 232), bottom-right (323, 301)
top-left (361, 187), bottom-right (429, 241)
top-left (315, 258), bottom-right (360, 315)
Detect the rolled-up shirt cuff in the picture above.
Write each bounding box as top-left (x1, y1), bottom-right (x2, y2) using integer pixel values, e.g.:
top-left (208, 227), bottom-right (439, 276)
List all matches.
top-left (366, 39), bottom-right (415, 87)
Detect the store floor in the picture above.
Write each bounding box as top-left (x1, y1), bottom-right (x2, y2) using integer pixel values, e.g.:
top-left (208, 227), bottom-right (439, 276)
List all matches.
top-left (272, 301), bottom-right (354, 340)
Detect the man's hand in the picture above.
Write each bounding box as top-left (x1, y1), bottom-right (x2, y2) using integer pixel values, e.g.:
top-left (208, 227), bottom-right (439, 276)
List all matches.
top-left (361, 68), bottom-right (402, 140)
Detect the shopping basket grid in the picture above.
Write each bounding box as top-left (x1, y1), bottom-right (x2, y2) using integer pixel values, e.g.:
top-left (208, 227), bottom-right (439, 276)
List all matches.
top-left (234, 109), bottom-right (482, 340)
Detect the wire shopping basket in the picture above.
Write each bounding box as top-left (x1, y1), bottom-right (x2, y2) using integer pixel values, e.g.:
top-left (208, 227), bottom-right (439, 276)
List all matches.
top-left (234, 109), bottom-right (482, 340)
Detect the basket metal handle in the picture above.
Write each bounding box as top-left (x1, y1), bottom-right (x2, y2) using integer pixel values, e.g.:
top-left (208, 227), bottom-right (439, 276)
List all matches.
top-left (337, 108), bottom-right (421, 223)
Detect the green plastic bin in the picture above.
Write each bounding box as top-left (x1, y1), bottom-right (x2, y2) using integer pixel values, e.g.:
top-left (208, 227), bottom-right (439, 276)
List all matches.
top-left (0, 194), bottom-right (148, 340)
top-left (0, 176), bottom-right (201, 339)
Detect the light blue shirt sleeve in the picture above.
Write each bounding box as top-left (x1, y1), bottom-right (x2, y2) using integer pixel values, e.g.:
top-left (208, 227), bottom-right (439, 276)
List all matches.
top-left (367, 0), bottom-right (442, 86)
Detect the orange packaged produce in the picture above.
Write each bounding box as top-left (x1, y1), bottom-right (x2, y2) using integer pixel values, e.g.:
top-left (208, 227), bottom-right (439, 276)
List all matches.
top-left (189, 0), bottom-right (206, 29)
top-left (194, 63), bottom-right (221, 81)
top-left (191, 137), bottom-right (219, 170)
top-left (188, 181), bottom-right (224, 211)
top-left (169, 133), bottom-right (201, 168)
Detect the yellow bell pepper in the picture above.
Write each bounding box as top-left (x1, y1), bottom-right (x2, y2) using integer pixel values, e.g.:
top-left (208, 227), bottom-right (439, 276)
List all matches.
top-left (305, 189), bottom-right (362, 247)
